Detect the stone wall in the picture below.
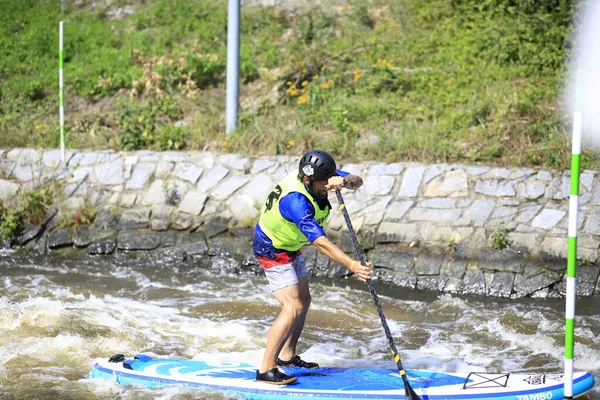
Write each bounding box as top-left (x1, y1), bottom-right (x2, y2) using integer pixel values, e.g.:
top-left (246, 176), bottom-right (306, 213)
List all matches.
top-left (1, 148), bottom-right (599, 298)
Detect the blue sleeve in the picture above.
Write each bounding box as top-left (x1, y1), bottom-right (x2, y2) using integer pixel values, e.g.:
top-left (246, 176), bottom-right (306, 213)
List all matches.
top-left (336, 169), bottom-right (349, 177)
top-left (279, 192), bottom-right (326, 243)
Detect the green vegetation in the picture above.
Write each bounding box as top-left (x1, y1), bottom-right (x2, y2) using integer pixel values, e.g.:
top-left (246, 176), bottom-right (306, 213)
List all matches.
top-left (59, 200), bottom-right (97, 229)
top-left (491, 226), bottom-right (510, 250)
top-left (0, 0), bottom-right (588, 169)
top-left (0, 187), bottom-right (53, 241)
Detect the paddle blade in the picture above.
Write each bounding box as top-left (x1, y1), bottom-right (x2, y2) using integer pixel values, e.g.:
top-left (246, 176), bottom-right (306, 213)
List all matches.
top-left (405, 384), bottom-right (421, 400)
top-left (403, 377), bottom-right (422, 400)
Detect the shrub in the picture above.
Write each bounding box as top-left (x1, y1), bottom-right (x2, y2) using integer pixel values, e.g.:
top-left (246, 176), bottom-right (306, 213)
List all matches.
top-left (0, 187), bottom-right (53, 241)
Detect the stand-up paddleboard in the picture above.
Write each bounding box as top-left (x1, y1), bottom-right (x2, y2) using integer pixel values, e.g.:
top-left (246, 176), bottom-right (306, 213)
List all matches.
top-left (91, 354), bottom-right (595, 399)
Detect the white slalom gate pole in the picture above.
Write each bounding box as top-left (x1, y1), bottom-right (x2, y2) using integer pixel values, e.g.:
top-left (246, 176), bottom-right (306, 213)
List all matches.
top-left (564, 68), bottom-right (583, 399)
top-left (59, 0), bottom-right (65, 162)
top-left (225, 0), bottom-right (240, 134)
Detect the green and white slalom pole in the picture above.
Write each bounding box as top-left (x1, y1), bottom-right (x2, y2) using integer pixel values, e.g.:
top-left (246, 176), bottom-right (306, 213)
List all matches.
top-left (59, 0), bottom-right (65, 162)
top-left (564, 68), bottom-right (583, 399)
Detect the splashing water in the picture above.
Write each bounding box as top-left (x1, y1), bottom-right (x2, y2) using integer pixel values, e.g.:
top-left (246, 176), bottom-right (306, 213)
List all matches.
top-left (567, 1), bottom-right (600, 149)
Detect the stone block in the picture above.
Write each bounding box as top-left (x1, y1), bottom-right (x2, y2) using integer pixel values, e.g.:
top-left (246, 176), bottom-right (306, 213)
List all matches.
top-left (241, 173), bottom-right (273, 206)
top-left (513, 269), bottom-right (562, 298)
top-left (474, 179), bottom-right (517, 197)
top-left (416, 276), bottom-right (447, 292)
top-left (198, 165), bottom-right (230, 193)
top-left (407, 208), bottom-right (462, 222)
top-left (125, 163), bottom-right (155, 190)
top-left (0, 179), bottom-right (20, 202)
top-left (506, 232), bottom-right (539, 253)
top-left (171, 212), bottom-right (194, 231)
top-left (174, 162), bottom-right (203, 184)
top-left (118, 208), bottom-right (151, 230)
top-left (210, 175), bottom-right (251, 200)
top-left (119, 193), bottom-right (137, 207)
top-left (226, 194), bottom-right (259, 224)
top-left (441, 257), bottom-right (468, 278)
top-left (47, 228), bottom-right (73, 250)
top-left (417, 198), bottom-right (456, 209)
top-left (531, 208), bottom-right (566, 230)
top-left (478, 249), bottom-right (524, 273)
top-left (488, 272), bottom-right (514, 297)
top-left (377, 222), bottom-right (417, 244)
top-left (74, 225), bottom-right (92, 247)
top-left (251, 159), bottom-right (277, 174)
top-left (358, 175), bottom-right (395, 196)
top-left (461, 269), bottom-right (486, 295)
top-left (539, 236), bottom-right (567, 259)
top-left (371, 250), bottom-right (414, 274)
top-left (424, 169), bottom-right (468, 197)
top-left (415, 252), bottom-right (444, 275)
top-left (94, 160), bottom-right (124, 185)
top-left (398, 166), bottom-right (425, 197)
top-left (384, 201), bottom-right (413, 221)
top-left (178, 191), bottom-right (208, 216)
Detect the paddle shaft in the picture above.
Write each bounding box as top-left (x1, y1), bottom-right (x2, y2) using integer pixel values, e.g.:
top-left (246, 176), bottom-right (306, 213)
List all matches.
top-left (335, 190), bottom-right (421, 400)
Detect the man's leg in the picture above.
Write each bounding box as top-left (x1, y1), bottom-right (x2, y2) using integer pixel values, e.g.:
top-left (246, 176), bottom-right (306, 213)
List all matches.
top-left (278, 276), bottom-right (310, 361)
top-left (259, 283), bottom-right (304, 374)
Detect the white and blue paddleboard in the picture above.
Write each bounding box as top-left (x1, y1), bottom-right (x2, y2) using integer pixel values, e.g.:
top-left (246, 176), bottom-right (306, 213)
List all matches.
top-left (91, 354), bottom-right (595, 400)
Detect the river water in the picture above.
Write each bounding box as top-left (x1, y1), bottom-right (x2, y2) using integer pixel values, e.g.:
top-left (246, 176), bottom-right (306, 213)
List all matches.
top-left (0, 250), bottom-right (598, 399)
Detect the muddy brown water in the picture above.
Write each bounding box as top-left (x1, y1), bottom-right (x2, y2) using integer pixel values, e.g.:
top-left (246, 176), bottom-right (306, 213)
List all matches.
top-left (0, 251), bottom-right (598, 399)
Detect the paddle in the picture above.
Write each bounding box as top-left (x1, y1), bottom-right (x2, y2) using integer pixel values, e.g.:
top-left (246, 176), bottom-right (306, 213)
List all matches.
top-left (335, 190), bottom-right (422, 400)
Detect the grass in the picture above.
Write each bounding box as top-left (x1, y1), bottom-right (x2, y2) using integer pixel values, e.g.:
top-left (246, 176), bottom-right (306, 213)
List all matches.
top-left (0, 0), bottom-right (590, 170)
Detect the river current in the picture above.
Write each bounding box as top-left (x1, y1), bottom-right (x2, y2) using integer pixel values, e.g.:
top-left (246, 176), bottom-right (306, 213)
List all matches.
top-left (0, 250), bottom-right (598, 399)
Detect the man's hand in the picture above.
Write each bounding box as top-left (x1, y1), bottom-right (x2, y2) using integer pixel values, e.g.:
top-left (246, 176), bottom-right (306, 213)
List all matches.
top-left (349, 260), bottom-right (372, 281)
top-left (326, 176), bottom-right (345, 192)
top-left (344, 174), bottom-right (363, 190)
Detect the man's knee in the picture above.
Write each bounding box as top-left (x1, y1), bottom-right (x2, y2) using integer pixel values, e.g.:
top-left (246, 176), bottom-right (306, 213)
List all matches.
top-left (283, 300), bottom-right (305, 317)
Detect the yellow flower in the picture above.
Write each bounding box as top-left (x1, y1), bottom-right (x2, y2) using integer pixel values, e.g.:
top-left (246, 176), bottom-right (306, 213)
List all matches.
top-left (313, 74), bottom-right (319, 80)
top-left (301, 80), bottom-right (308, 87)
top-left (321, 65), bottom-right (326, 71)
top-left (297, 94), bottom-right (309, 105)
top-left (353, 70), bottom-right (362, 82)
top-left (286, 86), bottom-right (299, 96)
top-left (35, 125), bottom-right (43, 131)
top-left (376, 58), bottom-right (394, 69)
top-left (286, 81), bottom-right (293, 86)
top-left (320, 79), bottom-right (334, 89)
top-left (288, 140), bottom-right (295, 145)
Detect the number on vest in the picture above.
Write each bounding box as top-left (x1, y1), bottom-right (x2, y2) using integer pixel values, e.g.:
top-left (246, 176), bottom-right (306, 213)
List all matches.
top-left (264, 185), bottom-right (282, 212)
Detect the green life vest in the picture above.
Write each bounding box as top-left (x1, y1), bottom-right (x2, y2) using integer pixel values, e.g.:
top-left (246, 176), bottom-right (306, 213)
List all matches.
top-left (258, 172), bottom-right (330, 251)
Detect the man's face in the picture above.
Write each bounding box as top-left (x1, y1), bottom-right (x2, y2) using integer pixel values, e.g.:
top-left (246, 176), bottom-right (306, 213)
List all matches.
top-left (303, 176), bottom-right (328, 198)
top-left (311, 179), bottom-right (329, 198)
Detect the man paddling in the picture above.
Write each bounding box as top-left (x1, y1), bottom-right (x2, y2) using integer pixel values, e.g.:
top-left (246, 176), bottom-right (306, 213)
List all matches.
top-left (253, 150), bottom-right (372, 385)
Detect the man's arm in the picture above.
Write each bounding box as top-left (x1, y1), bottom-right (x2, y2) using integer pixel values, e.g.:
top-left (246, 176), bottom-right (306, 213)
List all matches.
top-left (312, 236), bottom-right (372, 281)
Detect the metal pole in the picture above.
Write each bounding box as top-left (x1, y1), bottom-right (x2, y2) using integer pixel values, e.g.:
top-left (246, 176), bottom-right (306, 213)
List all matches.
top-left (225, 0), bottom-right (240, 134)
top-left (59, 0), bottom-right (65, 162)
top-left (564, 68), bottom-right (583, 399)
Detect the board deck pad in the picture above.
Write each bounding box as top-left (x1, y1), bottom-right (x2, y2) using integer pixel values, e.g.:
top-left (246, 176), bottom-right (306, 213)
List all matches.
top-left (91, 354), bottom-right (595, 399)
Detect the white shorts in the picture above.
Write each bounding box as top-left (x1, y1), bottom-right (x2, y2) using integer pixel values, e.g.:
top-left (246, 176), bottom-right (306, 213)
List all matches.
top-left (263, 255), bottom-right (308, 292)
